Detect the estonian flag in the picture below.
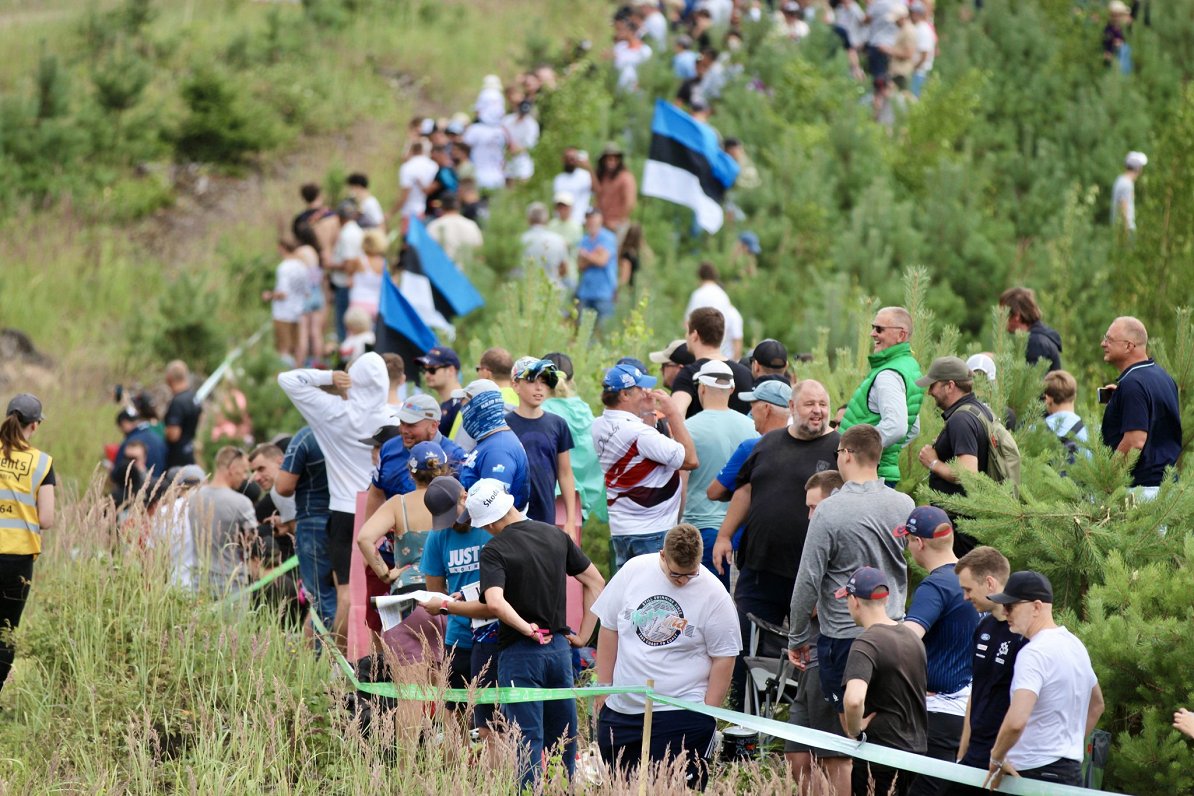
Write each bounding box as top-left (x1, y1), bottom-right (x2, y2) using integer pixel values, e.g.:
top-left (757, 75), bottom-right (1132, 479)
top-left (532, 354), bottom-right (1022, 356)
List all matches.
top-left (641, 99), bottom-right (740, 233)
top-left (406, 216), bottom-right (485, 317)
top-left (378, 267), bottom-right (438, 356)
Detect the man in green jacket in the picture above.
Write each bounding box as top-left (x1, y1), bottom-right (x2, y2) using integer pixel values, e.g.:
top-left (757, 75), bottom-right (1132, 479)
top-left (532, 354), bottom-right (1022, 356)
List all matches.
top-left (840, 306), bottom-right (925, 486)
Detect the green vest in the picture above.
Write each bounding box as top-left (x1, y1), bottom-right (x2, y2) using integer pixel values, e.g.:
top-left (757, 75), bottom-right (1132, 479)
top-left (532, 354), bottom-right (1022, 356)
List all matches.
top-left (840, 342), bottom-right (925, 482)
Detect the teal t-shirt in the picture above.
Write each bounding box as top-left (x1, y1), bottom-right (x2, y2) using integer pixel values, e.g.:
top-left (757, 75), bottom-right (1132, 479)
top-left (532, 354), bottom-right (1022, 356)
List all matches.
top-left (542, 396), bottom-right (608, 522)
top-left (682, 408), bottom-right (758, 530)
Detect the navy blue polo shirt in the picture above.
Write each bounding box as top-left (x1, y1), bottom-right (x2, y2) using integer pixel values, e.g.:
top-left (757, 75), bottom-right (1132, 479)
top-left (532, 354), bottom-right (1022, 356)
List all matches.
top-left (1100, 359), bottom-right (1182, 487)
top-left (905, 563), bottom-right (979, 695)
top-left (959, 614), bottom-right (1024, 767)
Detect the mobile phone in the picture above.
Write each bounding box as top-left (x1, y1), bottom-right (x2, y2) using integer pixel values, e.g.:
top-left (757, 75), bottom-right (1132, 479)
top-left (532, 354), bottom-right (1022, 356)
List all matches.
top-left (1097, 387), bottom-right (1112, 404)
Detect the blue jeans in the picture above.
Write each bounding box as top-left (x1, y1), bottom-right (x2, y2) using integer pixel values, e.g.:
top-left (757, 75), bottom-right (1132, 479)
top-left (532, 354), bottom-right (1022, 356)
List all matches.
top-left (295, 514), bottom-right (336, 630)
top-left (610, 531), bottom-right (668, 571)
top-left (577, 296), bottom-right (615, 327)
top-left (699, 527), bottom-right (730, 590)
top-left (497, 635), bottom-right (578, 792)
top-left (333, 285), bottom-right (350, 342)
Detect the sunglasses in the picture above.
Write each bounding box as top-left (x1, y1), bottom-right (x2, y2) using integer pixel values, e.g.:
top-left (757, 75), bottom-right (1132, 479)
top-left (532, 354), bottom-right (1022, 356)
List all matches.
top-left (423, 365), bottom-right (445, 374)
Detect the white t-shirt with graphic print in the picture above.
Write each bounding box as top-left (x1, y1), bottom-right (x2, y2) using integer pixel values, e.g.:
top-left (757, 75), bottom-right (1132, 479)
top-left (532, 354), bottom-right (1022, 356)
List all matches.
top-left (591, 552), bottom-right (741, 714)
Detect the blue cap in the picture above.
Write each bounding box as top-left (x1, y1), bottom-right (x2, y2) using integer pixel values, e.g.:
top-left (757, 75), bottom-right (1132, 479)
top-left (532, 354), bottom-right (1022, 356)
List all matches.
top-left (408, 441), bottom-right (448, 473)
top-left (616, 356), bottom-right (650, 374)
top-left (415, 347), bottom-right (461, 370)
top-left (738, 231), bottom-right (761, 255)
top-left (894, 506), bottom-right (953, 539)
top-left (738, 379), bottom-right (792, 408)
top-left (602, 363), bottom-right (658, 392)
top-left (835, 567), bottom-right (891, 600)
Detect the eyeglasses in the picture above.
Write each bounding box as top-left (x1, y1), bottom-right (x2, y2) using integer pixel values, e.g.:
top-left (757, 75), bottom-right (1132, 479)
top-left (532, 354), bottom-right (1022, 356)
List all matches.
top-left (871, 324), bottom-right (907, 334)
top-left (835, 447), bottom-right (854, 455)
top-left (1101, 335), bottom-right (1134, 346)
top-left (666, 567), bottom-right (700, 583)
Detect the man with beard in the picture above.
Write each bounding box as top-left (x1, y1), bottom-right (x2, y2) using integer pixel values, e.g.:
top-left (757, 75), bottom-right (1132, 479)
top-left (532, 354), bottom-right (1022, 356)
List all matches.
top-left (711, 379), bottom-right (839, 708)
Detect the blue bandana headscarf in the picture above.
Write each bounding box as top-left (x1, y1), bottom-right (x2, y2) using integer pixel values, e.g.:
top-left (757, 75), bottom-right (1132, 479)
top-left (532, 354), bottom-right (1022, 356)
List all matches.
top-left (461, 390), bottom-right (506, 442)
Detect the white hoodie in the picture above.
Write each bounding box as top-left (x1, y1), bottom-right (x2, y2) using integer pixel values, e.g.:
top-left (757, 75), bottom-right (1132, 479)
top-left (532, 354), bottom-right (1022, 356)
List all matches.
top-left (277, 352), bottom-right (390, 513)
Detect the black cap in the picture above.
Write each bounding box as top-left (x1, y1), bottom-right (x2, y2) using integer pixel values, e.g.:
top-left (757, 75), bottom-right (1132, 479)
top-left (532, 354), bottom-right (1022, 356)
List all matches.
top-left (6, 393), bottom-right (44, 424)
top-left (359, 425), bottom-right (402, 447)
top-left (988, 571), bottom-right (1054, 605)
top-left (751, 339), bottom-right (789, 370)
top-left (116, 406), bottom-right (139, 425)
top-left (541, 352), bottom-right (574, 381)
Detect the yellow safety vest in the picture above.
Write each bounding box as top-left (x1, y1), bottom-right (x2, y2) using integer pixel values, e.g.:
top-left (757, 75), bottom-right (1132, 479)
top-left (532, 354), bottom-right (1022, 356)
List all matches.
top-left (0, 446), bottom-right (52, 556)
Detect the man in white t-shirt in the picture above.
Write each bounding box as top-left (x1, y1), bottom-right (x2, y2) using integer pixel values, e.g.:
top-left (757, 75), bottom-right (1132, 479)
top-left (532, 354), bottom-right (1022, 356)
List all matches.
top-left (552, 147), bottom-right (593, 214)
top-left (346, 172), bottom-right (385, 230)
top-left (592, 363), bottom-right (698, 569)
top-left (330, 199), bottom-right (364, 342)
top-left (984, 571), bottom-right (1104, 789)
top-left (684, 262), bottom-right (744, 360)
top-left (910, 2), bottom-right (936, 97)
top-left (462, 119), bottom-right (509, 191)
top-left (265, 238), bottom-right (311, 365)
top-left (520, 202), bottom-right (569, 289)
top-left (1111, 150), bottom-right (1147, 234)
top-left (502, 100), bottom-right (539, 183)
top-left (592, 524), bottom-right (741, 789)
top-left (393, 141), bottom-right (439, 221)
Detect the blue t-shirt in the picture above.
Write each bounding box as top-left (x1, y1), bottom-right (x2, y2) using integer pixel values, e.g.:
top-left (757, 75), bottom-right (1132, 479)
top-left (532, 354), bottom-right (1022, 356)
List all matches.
top-left (683, 409), bottom-right (758, 530)
top-left (504, 411), bottom-right (575, 525)
top-left (113, 424), bottom-right (168, 491)
top-left (714, 437), bottom-right (759, 549)
top-left (281, 426), bottom-right (330, 520)
top-left (905, 563), bottom-right (980, 695)
top-left (373, 437), bottom-right (416, 499)
top-left (1100, 359), bottom-right (1182, 487)
top-left (460, 429), bottom-right (531, 511)
top-left (961, 613), bottom-right (1024, 766)
top-left (576, 228), bottom-right (618, 302)
top-left (421, 526), bottom-right (492, 648)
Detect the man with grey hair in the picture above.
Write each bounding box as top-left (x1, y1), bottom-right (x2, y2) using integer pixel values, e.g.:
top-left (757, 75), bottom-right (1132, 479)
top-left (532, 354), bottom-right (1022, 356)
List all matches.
top-left (1111, 151), bottom-right (1147, 235)
top-left (840, 306), bottom-right (924, 487)
top-left (1099, 316), bottom-right (1181, 496)
top-left (520, 201), bottom-right (569, 290)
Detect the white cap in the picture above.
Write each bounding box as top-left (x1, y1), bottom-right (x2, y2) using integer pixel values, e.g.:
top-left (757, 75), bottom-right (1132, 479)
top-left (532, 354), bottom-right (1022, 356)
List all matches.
top-left (396, 394), bottom-right (442, 424)
top-left (465, 478), bottom-right (516, 527)
top-left (451, 379), bottom-right (501, 400)
top-left (553, 191), bottom-right (574, 206)
top-left (695, 359), bottom-right (735, 389)
top-left (966, 354), bottom-right (997, 382)
top-left (886, 3), bottom-right (910, 21)
top-left (1125, 151), bottom-right (1148, 170)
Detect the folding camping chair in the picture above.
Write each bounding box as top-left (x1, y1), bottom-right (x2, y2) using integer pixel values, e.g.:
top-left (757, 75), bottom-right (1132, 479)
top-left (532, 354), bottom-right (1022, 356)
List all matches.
top-left (742, 613), bottom-right (800, 751)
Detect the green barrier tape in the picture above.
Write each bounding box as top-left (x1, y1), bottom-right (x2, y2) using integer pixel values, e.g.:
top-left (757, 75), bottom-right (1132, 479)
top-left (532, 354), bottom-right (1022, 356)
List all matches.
top-left (306, 614), bottom-right (1117, 794)
top-left (223, 555), bottom-right (299, 602)
top-left (307, 612), bottom-right (643, 703)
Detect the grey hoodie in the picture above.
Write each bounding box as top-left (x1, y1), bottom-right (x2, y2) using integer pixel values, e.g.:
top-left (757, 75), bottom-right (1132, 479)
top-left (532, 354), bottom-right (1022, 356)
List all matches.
top-left (788, 479), bottom-right (913, 647)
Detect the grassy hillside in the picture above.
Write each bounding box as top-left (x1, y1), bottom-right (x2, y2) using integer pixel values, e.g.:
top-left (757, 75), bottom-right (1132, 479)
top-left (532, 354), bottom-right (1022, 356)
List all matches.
top-left (0, 0), bottom-right (609, 484)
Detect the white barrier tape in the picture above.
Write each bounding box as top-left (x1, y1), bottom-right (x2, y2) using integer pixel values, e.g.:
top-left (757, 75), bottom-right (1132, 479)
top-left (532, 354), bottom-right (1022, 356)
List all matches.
top-left (647, 694), bottom-right (1117, 795)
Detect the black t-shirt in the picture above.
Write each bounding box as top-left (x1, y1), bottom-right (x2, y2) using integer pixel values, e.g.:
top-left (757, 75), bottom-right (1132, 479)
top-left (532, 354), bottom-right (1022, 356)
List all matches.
top-left (928, 394), bottom-right (991, 497)
top-left (164, 388), bottom-right (202, 468)
top-left (479, 518), bottom-right (592, 649)
top-left (735, 428), bottom-right (839, 579)
top-left (841, 623), bottom-right (928, 753)
top-left (671, 357), bottom-right (754, 418)
top-left (961, 614), bottom-right (1024, 766)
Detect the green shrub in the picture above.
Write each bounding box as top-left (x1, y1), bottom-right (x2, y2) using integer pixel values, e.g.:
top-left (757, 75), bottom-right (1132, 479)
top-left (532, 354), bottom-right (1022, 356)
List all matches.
top-left (173, 66), bottom-right (280, 167)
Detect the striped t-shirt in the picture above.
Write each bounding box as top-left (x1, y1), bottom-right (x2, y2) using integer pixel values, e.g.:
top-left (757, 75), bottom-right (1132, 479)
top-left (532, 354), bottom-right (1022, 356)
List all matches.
top-left (591, 409), bottom-right (686, 537)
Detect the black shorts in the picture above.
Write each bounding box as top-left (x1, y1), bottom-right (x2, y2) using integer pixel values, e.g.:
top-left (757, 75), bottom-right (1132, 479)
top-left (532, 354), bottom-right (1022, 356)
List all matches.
top-left (327, 510), bottom-right (356, 584)
top-left (785, 663), bottom-right (847, 756)
top-left (816, 635), bottom-right (855, 714)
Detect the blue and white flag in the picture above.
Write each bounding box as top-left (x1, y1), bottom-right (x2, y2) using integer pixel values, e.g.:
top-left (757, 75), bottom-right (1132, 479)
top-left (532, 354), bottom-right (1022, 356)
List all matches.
top-left (641, 99), bottom-right (740, 233)
top-left (379, 267), bottom-right (438, 354)
top-left (406, 216), bottom-right (485, 317)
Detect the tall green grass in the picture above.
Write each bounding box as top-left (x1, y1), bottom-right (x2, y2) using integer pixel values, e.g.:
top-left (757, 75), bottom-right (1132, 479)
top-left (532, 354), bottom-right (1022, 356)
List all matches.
top-left (0, 478), bottom-right (796, 793)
